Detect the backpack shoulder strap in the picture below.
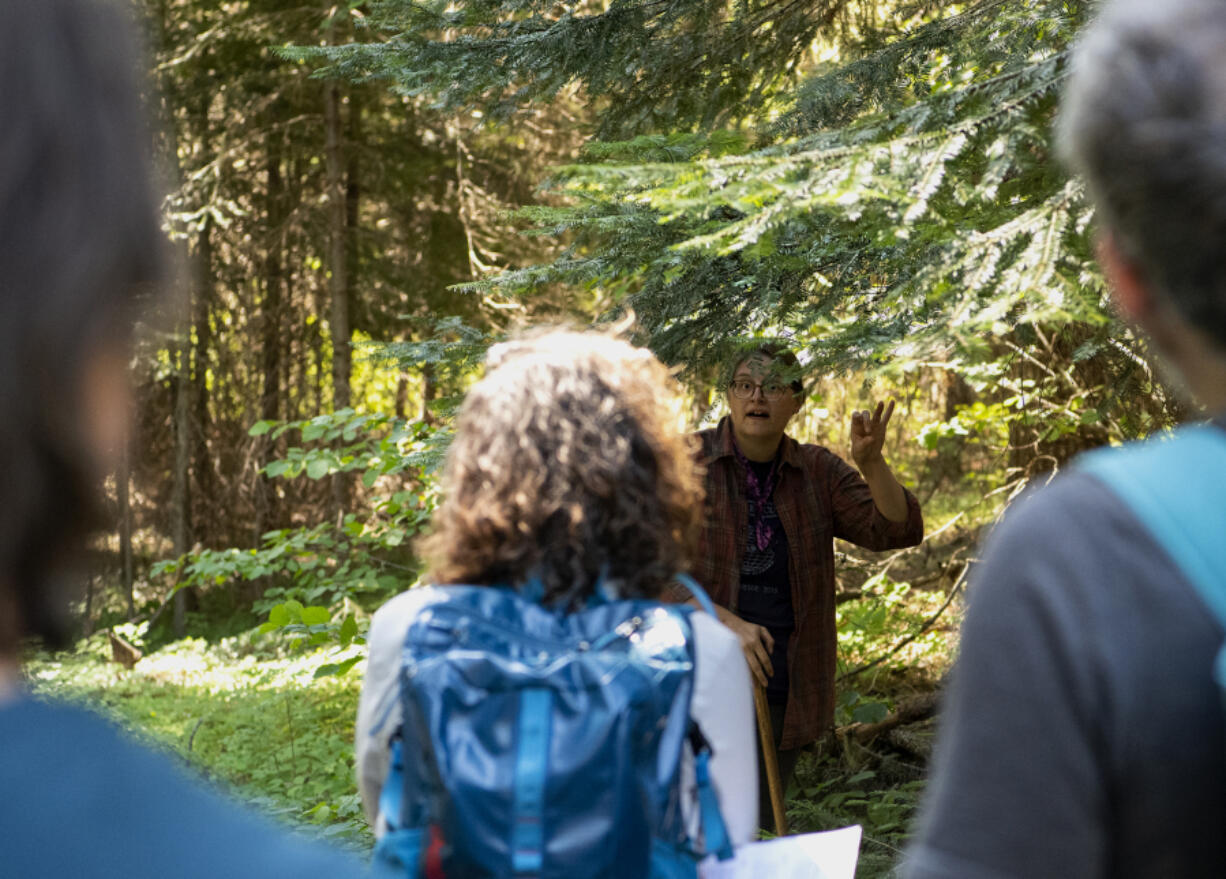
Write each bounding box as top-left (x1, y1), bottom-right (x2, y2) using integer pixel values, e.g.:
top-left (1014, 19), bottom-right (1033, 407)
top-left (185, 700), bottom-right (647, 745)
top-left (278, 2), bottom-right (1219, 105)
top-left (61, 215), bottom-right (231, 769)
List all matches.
top-left (671, 572), bottom-right (734, 860)
top-left (673, 572), bottom-right (719, 619)
top-left (1077, 424), bottom-right (1226, 628)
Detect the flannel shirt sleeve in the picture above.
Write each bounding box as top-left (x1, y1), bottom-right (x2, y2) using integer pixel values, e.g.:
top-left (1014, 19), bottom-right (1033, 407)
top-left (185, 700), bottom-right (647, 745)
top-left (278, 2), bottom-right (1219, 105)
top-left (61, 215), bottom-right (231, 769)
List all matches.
top-left (825, 450), bottom-right (923, 551)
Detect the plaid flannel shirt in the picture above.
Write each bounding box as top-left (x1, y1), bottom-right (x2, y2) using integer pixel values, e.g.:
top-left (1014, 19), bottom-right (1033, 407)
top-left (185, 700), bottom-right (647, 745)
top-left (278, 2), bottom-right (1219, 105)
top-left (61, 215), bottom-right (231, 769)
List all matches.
top-left (671, 416), bottom-right (924, 749)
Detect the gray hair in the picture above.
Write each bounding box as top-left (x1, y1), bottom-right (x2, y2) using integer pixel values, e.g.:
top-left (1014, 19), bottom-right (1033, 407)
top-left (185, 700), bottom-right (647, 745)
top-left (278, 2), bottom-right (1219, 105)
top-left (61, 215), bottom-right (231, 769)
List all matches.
top-left (1057, 0), bottom-right (1226, 347)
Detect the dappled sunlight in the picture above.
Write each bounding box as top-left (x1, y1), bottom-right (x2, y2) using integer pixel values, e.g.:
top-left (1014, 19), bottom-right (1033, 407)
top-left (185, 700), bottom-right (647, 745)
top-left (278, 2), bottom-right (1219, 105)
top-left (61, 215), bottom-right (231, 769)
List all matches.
top-left (26, 632), bottom-right (372, 847)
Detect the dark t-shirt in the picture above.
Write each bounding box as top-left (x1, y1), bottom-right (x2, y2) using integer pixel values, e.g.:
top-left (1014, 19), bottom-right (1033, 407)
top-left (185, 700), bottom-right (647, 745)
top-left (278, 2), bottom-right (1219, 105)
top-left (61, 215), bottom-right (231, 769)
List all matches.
top-left (739, 457), bottom-right (793, 703)
top-left (904, 473), bottom-right (1226, 878)
top-left (0, 696), bottom-right (390, 879)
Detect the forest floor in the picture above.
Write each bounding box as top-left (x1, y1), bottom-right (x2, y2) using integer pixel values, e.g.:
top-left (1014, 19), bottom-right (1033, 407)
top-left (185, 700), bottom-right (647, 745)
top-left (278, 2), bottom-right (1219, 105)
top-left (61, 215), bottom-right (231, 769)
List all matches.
top-left (25, 631), bottom-right (375, 850)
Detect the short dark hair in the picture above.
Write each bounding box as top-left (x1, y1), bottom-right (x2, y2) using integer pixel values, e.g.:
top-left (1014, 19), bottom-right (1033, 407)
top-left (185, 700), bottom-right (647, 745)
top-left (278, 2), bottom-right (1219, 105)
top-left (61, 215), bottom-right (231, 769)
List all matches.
top-left (726, 341), bottom-right (805, 395)
top-left (1058, 0), bottom-right (1226, 348)
top-left (0, 0), bottom-right (164, 653)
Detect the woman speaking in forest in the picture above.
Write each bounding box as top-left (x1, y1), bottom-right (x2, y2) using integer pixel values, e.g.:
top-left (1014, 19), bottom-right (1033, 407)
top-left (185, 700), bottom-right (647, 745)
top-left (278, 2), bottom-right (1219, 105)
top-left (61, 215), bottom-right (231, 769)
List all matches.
top-left (669, 342), bottom-right (924, 829)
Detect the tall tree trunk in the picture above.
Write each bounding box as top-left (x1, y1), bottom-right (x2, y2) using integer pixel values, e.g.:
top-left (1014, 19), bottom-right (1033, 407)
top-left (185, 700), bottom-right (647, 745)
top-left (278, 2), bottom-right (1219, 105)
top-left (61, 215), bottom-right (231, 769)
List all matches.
top-left (172, 322), bottom-right (191, 637)
top-left (118, 442), bottom-right (134, 618)
top-left (313, 283), bottom-right (325, 417)
top-left (192, 217), bottom-right (214, 545)
top-left (395, 374), bottom-right (408, 419)
top-left (83, 571), bottom-right (95, 637)
top-left (346, 88), bottom-right (363, 291)
top-left (932, 368), bottom-right (975, 488)
top-left (421, 361), bottom-right (437, 423)
top-left (255, 136), bottom-right (285, 543)
top-left (324, 32), bottom-right (352, 523)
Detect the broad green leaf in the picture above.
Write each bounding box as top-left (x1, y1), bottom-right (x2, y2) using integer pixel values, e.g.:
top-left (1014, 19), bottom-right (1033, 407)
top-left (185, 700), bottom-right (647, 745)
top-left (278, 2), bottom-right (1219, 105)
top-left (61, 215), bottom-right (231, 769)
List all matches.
top-left (852, 701), bottom-right (890, 725)
top-left (300, 605), bottom-right (331, 626)
top-left (339, 613), bottom-right (359, 647)
top-left (313, 655), bottom-right (362, 679)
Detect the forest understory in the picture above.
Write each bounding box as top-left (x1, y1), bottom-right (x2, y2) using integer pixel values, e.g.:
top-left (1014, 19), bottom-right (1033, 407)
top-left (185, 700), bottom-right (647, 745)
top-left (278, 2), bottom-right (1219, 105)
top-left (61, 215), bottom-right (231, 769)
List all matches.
top-left (36, 471), bottom-right (987, 877)
top-left (32, 0), bottom-right (1197, 875)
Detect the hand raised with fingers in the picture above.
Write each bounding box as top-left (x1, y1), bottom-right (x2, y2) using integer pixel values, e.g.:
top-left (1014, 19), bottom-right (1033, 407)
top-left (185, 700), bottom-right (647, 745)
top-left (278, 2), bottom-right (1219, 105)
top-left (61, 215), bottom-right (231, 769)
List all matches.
top-left (850, 399), bottom-right (895, 471)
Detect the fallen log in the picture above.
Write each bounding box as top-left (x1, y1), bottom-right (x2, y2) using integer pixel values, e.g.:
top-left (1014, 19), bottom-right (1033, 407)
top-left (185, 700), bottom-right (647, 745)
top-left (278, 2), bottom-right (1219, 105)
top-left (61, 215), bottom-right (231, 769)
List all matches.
top-left (835, 691), bottom-right (940, 745)
top-left (108, 630), bottom-right (143, 670)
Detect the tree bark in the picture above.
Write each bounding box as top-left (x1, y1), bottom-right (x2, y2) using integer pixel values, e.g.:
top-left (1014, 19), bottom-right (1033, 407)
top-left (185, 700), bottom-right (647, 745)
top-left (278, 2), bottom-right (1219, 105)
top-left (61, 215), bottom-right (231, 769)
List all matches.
top-left (324, 20), bottom-right (353, 522)
top-left (191, 216), bottom-right (214, 544)
top-left (394, 374), bottom-right (408, 420)
top-left (118, 441), bottom-right (134, 618)
top-left (421, 361), bottom-right (436, 423)
top-left (836, 692), bottom-right (940, 745)
top-left (171, 322), bottom-right (191, 637)
top-left (255, 134), bottom-right (285, 542)
top-left (83, 570), bottom-right (95, 637)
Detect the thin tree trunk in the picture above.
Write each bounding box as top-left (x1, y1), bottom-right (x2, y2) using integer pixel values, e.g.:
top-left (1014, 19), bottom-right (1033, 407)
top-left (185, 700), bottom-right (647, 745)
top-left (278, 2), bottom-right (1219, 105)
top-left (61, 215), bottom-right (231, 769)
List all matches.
top-left (290, 269), bottom-right (305, 424)
top-left (192, 217), bottom-right (214, 545)
top-left (394, 374), bottom-right (408, 420)
top-left (312, 288), bottom-right (325, 417)
top-left (346, 88), bottom-right (362, 286)
top-left (118, 442), bottom-right (134, 618)
top-left (172, 324), bottom-right (191, 637)
top-left (255, 136), bottom-right (285, 542)
top-left (83, 570), bottom-right (95, 637)
top-left (324, 27), bottom-right (352, 522)
top-left (421, 361), bottom-right (437, 423)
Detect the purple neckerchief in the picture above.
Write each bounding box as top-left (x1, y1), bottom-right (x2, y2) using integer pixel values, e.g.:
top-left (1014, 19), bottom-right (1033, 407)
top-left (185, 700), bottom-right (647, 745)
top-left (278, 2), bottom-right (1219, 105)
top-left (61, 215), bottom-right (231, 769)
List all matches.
top-left (731, 439), bottom-right (781, 552)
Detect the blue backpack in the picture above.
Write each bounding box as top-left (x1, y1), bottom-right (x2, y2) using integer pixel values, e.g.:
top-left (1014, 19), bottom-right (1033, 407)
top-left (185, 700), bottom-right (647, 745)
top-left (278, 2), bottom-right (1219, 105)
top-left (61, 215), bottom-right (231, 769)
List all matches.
top-left (1078, 424), bottom-right (1226, 697)
top-left (373, 573), bottom-right (734, 879)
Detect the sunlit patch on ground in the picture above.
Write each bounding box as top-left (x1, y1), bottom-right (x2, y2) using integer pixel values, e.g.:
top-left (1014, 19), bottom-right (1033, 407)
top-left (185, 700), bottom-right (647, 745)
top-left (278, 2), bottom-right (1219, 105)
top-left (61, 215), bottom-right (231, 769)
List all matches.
top-left (25, 630), bottom-right (373, 850)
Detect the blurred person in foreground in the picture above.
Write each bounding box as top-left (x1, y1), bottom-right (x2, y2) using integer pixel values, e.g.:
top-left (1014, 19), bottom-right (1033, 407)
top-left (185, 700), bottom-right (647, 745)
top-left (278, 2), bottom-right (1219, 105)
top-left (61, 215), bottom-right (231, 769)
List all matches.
top-left (904, 0), bottom-right (1226, 875)
top-left (0, 2), bottom-right (387, 877)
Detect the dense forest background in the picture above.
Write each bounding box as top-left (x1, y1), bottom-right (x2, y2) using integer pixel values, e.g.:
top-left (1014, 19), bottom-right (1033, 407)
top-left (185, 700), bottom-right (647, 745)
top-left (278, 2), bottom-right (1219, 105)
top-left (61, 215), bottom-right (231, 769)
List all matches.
top-left (28, 0), bottom-right (1194, 875)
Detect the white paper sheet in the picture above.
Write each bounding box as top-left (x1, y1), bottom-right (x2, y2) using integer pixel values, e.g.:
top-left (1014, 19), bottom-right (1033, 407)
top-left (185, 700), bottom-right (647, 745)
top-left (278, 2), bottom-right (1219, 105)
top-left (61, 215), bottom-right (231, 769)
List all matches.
top-left (698, 825), bottom-right (863, 879)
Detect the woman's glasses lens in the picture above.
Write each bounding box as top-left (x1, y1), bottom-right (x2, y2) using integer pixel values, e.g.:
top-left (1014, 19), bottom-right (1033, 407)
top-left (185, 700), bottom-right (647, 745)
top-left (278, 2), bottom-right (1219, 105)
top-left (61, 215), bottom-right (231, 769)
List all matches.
top-left (730, 380), bottom-right (786, 400)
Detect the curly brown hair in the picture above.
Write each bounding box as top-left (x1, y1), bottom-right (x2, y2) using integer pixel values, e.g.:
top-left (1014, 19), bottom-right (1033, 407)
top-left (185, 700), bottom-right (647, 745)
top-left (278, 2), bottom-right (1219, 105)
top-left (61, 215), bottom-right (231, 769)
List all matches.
top-left (420, 329), bottom-right (704, 608)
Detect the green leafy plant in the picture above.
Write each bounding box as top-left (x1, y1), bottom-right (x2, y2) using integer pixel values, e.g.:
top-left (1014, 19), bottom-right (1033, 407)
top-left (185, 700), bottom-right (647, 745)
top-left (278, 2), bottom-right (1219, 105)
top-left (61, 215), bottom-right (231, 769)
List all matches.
top-left (152, 408), bottom-right (447, 675)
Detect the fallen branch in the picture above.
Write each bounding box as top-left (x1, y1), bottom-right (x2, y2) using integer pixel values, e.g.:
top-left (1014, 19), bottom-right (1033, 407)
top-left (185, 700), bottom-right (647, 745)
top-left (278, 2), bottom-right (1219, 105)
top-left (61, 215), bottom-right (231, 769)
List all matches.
top-left (835, 691), bottom-right (940, 745)
top-left (835, 565), bottom-right (959, 605)
top-left (838, 560), bottom-right (971, 683)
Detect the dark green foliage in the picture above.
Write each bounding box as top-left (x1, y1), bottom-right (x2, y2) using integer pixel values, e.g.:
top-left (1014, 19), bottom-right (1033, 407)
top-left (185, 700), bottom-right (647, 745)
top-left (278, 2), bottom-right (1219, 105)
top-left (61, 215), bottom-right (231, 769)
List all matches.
top-left (299, 0), bottom-right (851, 138)
top-left (472, 1), bottom-right (1101, 383)
top-left (790, 761), bottom-right (926, 878)
top-left (325, 0), bottom-right (1174, 449)
top-left (134, 0), bottom-right (564, 559)
top-left (151, 407), bottom-right (447, 676)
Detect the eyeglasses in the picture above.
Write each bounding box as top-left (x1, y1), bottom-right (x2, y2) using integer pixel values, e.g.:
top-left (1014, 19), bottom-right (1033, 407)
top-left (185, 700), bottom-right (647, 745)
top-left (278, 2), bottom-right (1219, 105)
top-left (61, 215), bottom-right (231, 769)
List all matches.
top-left (728, 379), bottom-right (791, 401)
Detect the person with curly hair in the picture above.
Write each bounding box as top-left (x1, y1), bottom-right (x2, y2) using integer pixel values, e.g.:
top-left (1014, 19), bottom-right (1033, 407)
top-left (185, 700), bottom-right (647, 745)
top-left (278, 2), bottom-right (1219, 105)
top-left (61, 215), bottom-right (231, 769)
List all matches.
top-left (355, 329), bottom-right (758, 853)
top-left (0, 2), bottom-right (389, 877)
top-left (669, 341), bottom-right (924, 829)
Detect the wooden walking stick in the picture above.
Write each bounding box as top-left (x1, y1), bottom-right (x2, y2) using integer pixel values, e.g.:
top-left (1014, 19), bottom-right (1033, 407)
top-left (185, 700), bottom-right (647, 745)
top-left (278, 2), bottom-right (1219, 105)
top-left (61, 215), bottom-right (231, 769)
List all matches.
top-left (753, 684), bottom-right (789, 836)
